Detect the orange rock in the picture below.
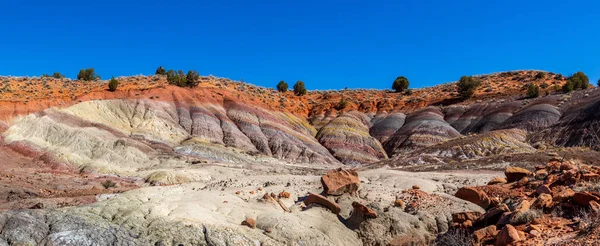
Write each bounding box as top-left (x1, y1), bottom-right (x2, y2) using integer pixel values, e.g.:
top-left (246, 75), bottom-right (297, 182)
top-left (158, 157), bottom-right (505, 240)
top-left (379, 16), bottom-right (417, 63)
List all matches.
top-left (303, 192), bottom-right (342, 214)
top-left (514, 177), bottom-right (529, 188)
top-left (496, 224), bottom-right (521, 246)
top-left (488, 177), bottom-right (507, 185)
top-left (515, 200), bottom-right (531, 213)
top-left (473, 225), bottom-right (497, 242)
top-left (535, 185), bottom-right (551, 195)
top-left (455, 186), bottom-right (491, 209)
top-left (534, 169), bottom-right (548, 180)
top-left (235, 191), bottom-right (241, 195)
top-left (241, 218), bottom-right (256, 228)
top-left (258, 187), bottom-right (263, 191)
top-left (532, 193), bottom-right (553, 209)
top-left (552, 187), bottom-right (574, 202)
top-left (278, 191), bottom-right (290, 199)
top-left (573, 192), bottom-right (600, 207)
top-left (560, 162), bottom-right (576, 171)
top-left (475, 204), bottom-right (510, 227)
top-left (352, 202), bottom-right (377, 218)
top-left (590, 200), bottom-right (600, 213)
top-left (582, 173), bottom-right (600, 182)
top-left (505, 167), bottom-right (531, 183)
top-left (452, 212), bottom-right (482, 223)
top-left (394, 199), bottom-right (405, 208)
top-left (321, 168), bottom-right (360, 196)
top-left (412, 185), bottom-right (420, 190)
top-left (249, 190), bottom-right (255, 194)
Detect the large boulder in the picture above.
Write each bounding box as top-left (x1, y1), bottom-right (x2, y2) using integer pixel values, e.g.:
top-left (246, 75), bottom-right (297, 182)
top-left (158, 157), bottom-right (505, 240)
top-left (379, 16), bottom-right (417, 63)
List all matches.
top-left (495, 224), bottom-right (520, 246)
top-left (505, 167), bottom-right (531, 183)
top-left (321, 168), bottom-right (360, 195)
top-left (455, 187), bottom-right (491, 209)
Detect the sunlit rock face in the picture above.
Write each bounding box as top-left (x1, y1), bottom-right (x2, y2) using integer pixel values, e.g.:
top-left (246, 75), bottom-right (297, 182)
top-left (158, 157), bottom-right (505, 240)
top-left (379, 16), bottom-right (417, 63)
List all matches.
top-left (316, 111), bottom-right (387, 165)
top-left (383, 107), bottom-right (461, 157)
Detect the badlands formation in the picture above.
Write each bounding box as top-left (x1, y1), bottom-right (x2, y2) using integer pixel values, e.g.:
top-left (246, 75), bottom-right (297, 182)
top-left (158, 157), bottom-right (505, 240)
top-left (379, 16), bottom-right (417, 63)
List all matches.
top-left (0, 70), bottom-right (598, 245)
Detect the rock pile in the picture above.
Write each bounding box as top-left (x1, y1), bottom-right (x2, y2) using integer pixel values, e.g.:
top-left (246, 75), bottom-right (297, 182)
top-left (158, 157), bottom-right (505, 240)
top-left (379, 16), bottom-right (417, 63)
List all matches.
top-left (450, 159), bottom-right (600, 245)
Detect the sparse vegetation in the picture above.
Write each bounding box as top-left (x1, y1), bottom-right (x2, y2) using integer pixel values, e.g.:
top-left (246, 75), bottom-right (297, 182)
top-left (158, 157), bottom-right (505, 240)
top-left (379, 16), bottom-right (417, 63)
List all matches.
top-left (336, 97), bottom-right (347, 110)
top-left (456, 76), bottom-right (481, 100)
top-left (597, 78), bottom-right (600, 87)
top-left (527, 83), bottom-right (540, 98)
top-left (108, 77), bottom-right (119, 92)
top-left (535, 71), bottom-right (545, 80)
top-left (186, 70), bottom-right (200, 87)
top-left (293, 80), bottom-right (307, 96)
top-left (101, 179), bottom-right (116, 189)
top-left (436, 228), bottom-right (473, 246)
top-left (155, 66), bottom-right (167, 75)
top-left (42, 72), bottom-right (65, 79)
top-left (563, 71), bottom-right (590, 93)
top-left (77, 68), bottom-right (100, 81)
top-left (392, 76), bottom-right (409, 93)
top-left (276, 80), bottom-right (288, 92)
top-left (165, 69), bottom-right (199, 87)
top-left (510, 209), bottom-right (542, 225)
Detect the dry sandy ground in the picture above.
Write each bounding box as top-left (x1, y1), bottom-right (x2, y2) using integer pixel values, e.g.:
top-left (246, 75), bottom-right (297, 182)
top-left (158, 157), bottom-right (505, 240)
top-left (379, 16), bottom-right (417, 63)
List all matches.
top-left (0, 161), bottom-right (500, 246)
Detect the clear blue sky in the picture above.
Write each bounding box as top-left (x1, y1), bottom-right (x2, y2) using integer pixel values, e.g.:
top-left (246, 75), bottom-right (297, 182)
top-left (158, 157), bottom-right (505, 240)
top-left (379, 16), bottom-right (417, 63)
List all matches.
top-left (1, 1), bottom-right (599, 90)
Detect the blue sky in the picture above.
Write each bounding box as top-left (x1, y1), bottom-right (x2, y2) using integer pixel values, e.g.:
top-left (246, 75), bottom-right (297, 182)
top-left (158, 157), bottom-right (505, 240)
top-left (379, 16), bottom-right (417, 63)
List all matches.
top-left (1, 0), bottom-right (599, 90)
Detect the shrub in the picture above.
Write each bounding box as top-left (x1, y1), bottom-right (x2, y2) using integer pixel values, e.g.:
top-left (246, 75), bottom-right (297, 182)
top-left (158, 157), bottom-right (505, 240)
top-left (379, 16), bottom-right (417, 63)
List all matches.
top-left (436, 228), bottom-right (473, 246)
top-left (336, 97), bottom-right (347, 110)
top-left (42, 72), bottom-right (65, 79)
top-left (527, 83), bottom-right (540, 98)
top-left (535, 71), bottom-right (545, 80)
top-left (567, 71), bottom-right (590, 90)
top-left (108, 77), bottom-right (119, 92)
top-left (155, 66), bottom-right (167, 75)
top-left (167, 69), bottom-right (187, 87)
top-left (186, 70), bottom-right (199, 87)
top-left (77, 68), bottom-right (100, 81)
top-left (53, 72), bottom-right (65, 79)
top-left (510, 209), bottom-right (542, 225)
top-left (456, 76), bottom-right (481, 100)
top-left (562, 80), bottom-right (574, 93)
top-left (293, 80), bottom-right (307, 96)
top-left (276, 80), bottom-right (288, 92)
top-left (392, 76), bottom-right (409, 93)
top-left (598, 78), bottom-right (600, 87)
top-left (101, 179), bottom-right (116, 189)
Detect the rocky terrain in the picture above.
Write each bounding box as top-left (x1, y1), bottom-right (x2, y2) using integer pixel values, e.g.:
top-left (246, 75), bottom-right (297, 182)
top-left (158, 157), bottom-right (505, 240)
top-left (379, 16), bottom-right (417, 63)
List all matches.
top-left (0, 70), bottom-right (598, 245)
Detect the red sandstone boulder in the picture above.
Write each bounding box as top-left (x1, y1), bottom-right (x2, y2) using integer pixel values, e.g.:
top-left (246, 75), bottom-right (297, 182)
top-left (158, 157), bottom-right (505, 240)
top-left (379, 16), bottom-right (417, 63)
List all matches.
top-left (488, 177), bottom-right (507, 185)
top-left (321, 168), bottom-right (360, 195)
top-left (303, 192), bottom-right (342, 214)
top-left (496, 224), bottom-right (520, 246)
top-left (573, 192), bottom-right (600, 207)
top-left (505, 167), bottom-right (531, 183)
top-left (473, 225), bottom-right (498, 243)
top-left (532, 193), bottom-right (553, 209)
top-left (582, 173), bottom-right (600, 182)
top-left (452, 211), bottom-right (482, 224)
top-left (475, 204), bottom-right (510, 227)
top-left (351, 202), bottom-right (377, 218)
top-left (455, 187), bottom-right (491, 209)
top-left (552, 187), bottom-right (574, 202)
top-left (535, 185), bottom-right (551, 195)
top-left (241, 218), bottom-right (256, 228)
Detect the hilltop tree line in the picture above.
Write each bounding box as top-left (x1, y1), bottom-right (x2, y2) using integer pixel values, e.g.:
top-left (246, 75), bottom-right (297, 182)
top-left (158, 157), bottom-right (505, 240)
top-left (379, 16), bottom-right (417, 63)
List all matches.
top-left (29, 68), bottom-right (600, 98)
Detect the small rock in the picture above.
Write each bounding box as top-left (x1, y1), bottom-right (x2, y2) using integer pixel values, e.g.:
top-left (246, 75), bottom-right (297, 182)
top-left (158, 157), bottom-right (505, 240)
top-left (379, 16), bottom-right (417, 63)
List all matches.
top-left (488, 177), bottom-right (507, 185)
top-left (590, 200), bottom-right (600, 213)
top-left (452, 212), bottom-right (482, 224)
top-left (393, 199), bottom-right (405, 208)
top-left (241, 218), bottom-right (256, 229)
top-left (505, 167), bottom-right (531, 183)
top-left (278, 191), bottom-right (290, 199)
top-left (473, 225), bottom-right (497, 242)
top-left (532, 193), bottom-right (553, 209)
top-left (351, 202), bottom-right (377, 218)
top-left (535, 185), bottom-right (551, 195)
top-left (573, 192), bottom-right (600, 207)
top-left (412, 185), bottom-right (420, 190)
top-left (496, 224), bottom-right (520, 246)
